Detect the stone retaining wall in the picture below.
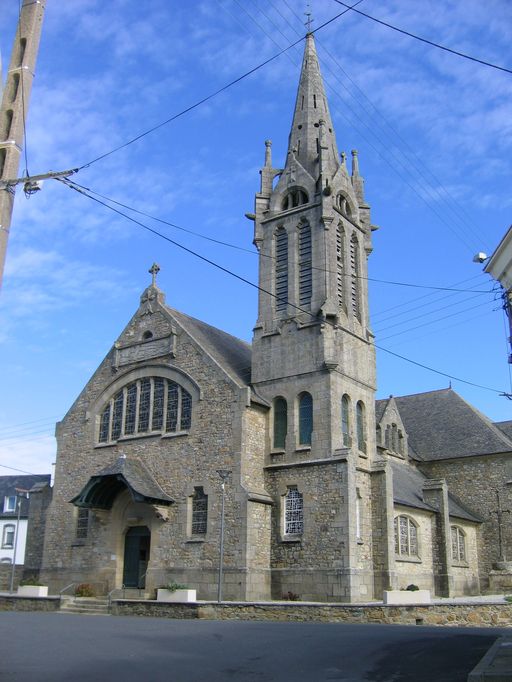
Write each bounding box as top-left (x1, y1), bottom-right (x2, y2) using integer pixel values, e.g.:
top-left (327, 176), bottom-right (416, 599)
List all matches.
top-left (110, 599), bottom-right (512, 628)
top-left (0, 595), bottom-right (60, 612)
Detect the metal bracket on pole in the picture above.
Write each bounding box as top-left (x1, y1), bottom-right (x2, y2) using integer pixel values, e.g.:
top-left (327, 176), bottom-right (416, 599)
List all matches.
top-left (0, 168), bottom-right (79, 193)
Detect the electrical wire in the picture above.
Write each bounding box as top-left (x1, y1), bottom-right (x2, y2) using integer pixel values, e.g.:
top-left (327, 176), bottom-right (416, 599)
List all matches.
top-left (77, 4), bottom-right (360, 171)
top-left (260, 0), bottom-right (487, 253)
top-left (16, 0), bottom-right (30, 178)
top-left (63, 178), bottom-right (493, 297)
top-left (58, 176), bottom-right (508, 396)
top-left (333, 1), bottom-right (512, 75)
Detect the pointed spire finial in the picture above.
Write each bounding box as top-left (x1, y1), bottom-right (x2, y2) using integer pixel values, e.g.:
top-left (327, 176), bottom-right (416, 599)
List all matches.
top-left (304, 4), bottom-right (314, 34)
top-left (264, 139), bottom-right (272, 167)
top-left (351, 149), bottom-right (359, 177)
top-left (149, 262), bottom-right (160, 287)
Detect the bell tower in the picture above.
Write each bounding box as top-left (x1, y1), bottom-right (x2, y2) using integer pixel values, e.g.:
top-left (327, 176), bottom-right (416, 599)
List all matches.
top-left (250, 32), bottom-right (377, 462)
top-left (250, 31), bottom-right (381, 602)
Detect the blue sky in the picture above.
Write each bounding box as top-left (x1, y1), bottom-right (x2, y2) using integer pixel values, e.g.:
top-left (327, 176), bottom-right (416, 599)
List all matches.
top-left (0, 0), bottom-right (511, 475)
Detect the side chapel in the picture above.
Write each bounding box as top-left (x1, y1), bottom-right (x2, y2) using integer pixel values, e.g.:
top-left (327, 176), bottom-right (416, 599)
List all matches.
top-left (35, 33), bottom-right (512, 602)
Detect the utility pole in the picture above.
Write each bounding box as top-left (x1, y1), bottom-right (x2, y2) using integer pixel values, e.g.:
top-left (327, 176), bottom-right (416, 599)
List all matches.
top-left (0, 0), bottom-right (47, 289)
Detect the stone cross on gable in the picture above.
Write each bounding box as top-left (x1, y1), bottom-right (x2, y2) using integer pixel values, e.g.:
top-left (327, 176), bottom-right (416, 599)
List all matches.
top-left (149, 262), bottom-right (160, 287)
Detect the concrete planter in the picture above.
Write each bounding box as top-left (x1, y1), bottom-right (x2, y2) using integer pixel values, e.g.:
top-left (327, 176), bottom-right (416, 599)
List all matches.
top-left (383, 589), bottom-right (430, 605)
top-left (156, 588), bottom-right (196, 603)
top-left (17, 585), bottom-right (49, 597)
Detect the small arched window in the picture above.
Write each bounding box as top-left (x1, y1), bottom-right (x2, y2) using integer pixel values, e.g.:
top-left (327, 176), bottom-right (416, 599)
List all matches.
top-left (451, 526), bottom-right (466, 562)
top-left (98, 377), bottom-right (192, 444)
top-left (298, 392), bottom-right (313, 446)
top-left (282, 189), bottom-right (308, 211)
top-left (341, 394), bottom-right (351, 447)
top-left (273, 397), bottom-right (287, 450)
top-left (394, 515), bottom-right (419, 557)
top-left (356, 401), bottom-right (366, 453)
top-left (142, 330), bottom-right (153, 340)
top-left (191, 487), bottom-right (208, 536)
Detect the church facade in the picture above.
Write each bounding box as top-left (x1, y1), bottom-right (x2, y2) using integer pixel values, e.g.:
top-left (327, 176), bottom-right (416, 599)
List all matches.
top-left (35, 34), bottom-right (512, 602)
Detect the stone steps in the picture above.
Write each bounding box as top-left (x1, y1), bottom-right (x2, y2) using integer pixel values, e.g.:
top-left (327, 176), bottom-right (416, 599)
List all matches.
top-left (59, 597), bottom-right (110, 616)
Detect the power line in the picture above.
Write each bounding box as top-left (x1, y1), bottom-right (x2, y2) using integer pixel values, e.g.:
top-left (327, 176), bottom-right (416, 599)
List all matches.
top-left (0, 463), bottom-right (38, 475)
top-left (63, 178), bottom-right (493, 296)
top-left (77, 4), bottom-right (359, 171)
top-left (333, 1), bottom-right (512, 75)
top-left (59, 176), bottom-right (508, 397)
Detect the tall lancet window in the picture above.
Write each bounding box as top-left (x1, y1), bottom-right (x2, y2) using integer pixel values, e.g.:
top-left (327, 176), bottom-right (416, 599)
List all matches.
top-left (298, 223), bottom-right (312, 307)
top-left (336, 223), bottom-right (345, 310)
top-left (275, 227), bottom-right (288, 313)
top-left (350, 233), bottom-right (361, 321)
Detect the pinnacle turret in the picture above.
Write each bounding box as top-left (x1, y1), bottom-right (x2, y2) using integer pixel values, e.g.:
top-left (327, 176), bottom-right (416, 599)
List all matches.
top-left (285, 33), bottom-right (340, 181)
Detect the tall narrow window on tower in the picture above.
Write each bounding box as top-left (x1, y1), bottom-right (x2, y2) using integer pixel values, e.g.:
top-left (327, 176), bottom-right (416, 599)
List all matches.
top-left (298, 223), bottom-right (312, 307)
top-left (275, 227), bottom-right (288, 313)
top-left (273, 397), bottom-right (288, 450)
top-left (298, 392), bottom-right (313, 446)
top-left (350, 233), bottom-right (361, 321)
top-left (336, 223), bottom-right (345, 310)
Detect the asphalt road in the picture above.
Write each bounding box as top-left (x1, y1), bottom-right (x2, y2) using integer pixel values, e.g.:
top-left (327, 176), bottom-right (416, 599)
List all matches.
top-left (0, 612), bottom-right (505, 681)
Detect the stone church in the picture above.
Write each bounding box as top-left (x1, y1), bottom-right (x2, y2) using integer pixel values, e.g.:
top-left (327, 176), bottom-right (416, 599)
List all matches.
top-left (33, 34), bottom-right (512, 602)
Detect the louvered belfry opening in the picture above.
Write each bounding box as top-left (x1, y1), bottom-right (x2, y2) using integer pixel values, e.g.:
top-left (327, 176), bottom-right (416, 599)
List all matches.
top-left (275, 227), bottom-right (288, 313)
top-left (298, 223), bottom-right (312, 307)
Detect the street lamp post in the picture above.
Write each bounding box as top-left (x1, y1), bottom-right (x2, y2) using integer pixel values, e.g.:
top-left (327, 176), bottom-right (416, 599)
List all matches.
top-left (9, 489), bottom-right (29, 593)
top-left (216, 469), bottom-right (231, 603)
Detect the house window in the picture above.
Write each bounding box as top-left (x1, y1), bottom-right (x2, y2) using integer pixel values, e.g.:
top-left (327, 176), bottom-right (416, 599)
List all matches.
top-left (98, 377), bottom-right (192, 443)
top-left (298, 223), bottom-right (312, 307)
top-left (191, 488), bottom-right (208, 536)
top-left (451, 526), bottom-right (466, 562)
top-left (298, 392), bottom-right (313, 446)
top-left (341, 394), bottom-right (351, 446)
top-left (350, 233), bottom-right (361, 321)
top-left (394, 515), bottom-right (419, 557)
top-left (356, 401), bottom-right (366, 453)
top-left (273, 397), bottom-right (287, 450)
top-left (76, 508), bottom-right (90, 540)
top-left (3, 495), bottom-right (16, 513)
top-left (2, 524), bottom-right (15, 549)
top-left (284, 487), bottom-right (304, 536)
top-left (275, 227), bottom-right (288, 313)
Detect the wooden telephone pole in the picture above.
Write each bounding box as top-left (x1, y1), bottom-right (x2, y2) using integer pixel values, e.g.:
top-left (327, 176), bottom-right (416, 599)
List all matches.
top-left (0, 0), bottom-right (47, 289)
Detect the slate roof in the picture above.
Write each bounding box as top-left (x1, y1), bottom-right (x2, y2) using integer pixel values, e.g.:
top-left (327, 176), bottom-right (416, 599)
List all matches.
top-left (391, 460), bottom-right (481, 522)
top-left (387, 388), bottom-right (512, 461)
top-left (168, 307), bottom-right (252, 387)
top-left (496, 420), bottom-right (512, 440)
top-left (71, 456), bottom-right (173, 509)
top-left (0, 475), bottom-right (51, 519)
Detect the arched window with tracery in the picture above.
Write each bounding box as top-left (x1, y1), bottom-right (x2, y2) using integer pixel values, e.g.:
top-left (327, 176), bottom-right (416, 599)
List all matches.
top-left (273, 397), bottom-right (287, 450)
top-left (394, 515), bottom-right (419, 557)
top-left (298, 223), bottom-right (312, 307)
top-left (275, 227), bottom-right (288, 313)
top-left (350, 233), bottom-right (361, 321)
top-left (282, 189), bottom-right (308, 211)
top-left (298, 392), bottom-right (313, 446)
top-left (98, 377), bottom-right (192, 443)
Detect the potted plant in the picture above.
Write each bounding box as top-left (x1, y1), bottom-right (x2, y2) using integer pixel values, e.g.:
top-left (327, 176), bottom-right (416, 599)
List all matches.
top-left (383, 584), bottom-right (431, 605)
top-left (17, 578), bottom-right (49, 598)
top-left (156, 581), bottom-right (196, 602)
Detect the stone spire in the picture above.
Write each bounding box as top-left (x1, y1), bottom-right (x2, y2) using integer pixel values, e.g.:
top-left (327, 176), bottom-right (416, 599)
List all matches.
top-left (285, 32), bottom-right (340, 180)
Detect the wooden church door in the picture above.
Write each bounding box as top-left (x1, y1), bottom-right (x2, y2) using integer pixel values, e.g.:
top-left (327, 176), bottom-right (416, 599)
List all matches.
top-left (123, 526), bottom-right (151, 588)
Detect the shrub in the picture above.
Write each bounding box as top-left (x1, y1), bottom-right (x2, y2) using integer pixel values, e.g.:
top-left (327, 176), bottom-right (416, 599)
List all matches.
top-left (406, 584), bottom-right (420, 591)
top-left (75, 583), bottom-right (95, 597)
top-left (282, 591), bottom-right (300, 601)
top-left (19, 577), bottom-right (43, 586)
top-left (162, 582), bottom-right (189, 592)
